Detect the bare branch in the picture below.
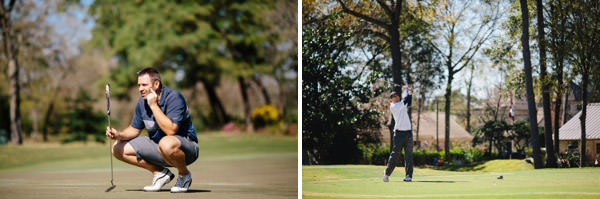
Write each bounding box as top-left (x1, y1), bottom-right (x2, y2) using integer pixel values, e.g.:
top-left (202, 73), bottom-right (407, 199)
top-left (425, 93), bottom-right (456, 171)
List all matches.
top-left (7, 0), bottom-right (16, 12)
top-left (375, 0), bottom-right (393, 18)
top-left (336, 0), bottom-right (388, 28)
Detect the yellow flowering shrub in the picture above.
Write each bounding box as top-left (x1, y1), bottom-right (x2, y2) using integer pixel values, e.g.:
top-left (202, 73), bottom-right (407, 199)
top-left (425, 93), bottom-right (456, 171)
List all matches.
top-left (251, 105), bottom-right (280, 128)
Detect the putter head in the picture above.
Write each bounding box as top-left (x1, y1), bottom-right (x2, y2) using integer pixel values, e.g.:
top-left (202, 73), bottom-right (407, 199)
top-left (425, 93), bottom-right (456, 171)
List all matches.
top-left (105, 184), bottom-right (116, 192)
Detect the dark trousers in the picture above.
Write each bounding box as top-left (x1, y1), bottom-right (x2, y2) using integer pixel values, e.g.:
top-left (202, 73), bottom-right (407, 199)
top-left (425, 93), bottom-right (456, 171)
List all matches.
top-left (385, 130), bottom-right (413, 178)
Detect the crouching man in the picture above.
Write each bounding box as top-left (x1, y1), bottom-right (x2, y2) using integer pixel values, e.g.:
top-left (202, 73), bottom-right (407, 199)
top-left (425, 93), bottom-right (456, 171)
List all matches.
top-left (106, 67), bottom-right (198, 192)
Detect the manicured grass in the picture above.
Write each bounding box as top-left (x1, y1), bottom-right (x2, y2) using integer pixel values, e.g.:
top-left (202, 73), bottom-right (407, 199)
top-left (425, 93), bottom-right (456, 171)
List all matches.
top-left (435, 159), bottom-right (534, 172)
top-left (0, 132), bottom-right (297, 172)
top-left (303, 161), bottom-right (600, 199)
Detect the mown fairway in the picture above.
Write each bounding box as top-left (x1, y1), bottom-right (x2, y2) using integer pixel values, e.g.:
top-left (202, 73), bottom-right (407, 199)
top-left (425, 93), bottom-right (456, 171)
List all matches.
top-left (303, 161), bottom-right (600, 199)
top-left (0, 133), bottom-right (298, 199)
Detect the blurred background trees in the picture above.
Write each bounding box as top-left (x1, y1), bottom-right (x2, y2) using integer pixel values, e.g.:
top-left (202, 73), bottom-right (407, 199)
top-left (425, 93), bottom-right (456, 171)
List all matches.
top-left (0, 0), bottom-right (297, 145)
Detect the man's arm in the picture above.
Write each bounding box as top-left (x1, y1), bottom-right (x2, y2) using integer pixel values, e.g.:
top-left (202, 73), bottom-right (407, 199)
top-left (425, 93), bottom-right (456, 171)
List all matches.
top-left (402, 86), bottom-right (412, 106)
top-left (150, 105), bottom-right (179, 135)
top-left (403, 93), bottom-right (412, 106)
top-left (147, 89), bottom-right (179, 135)
top-left (106, 125), bottom-right (142, 140)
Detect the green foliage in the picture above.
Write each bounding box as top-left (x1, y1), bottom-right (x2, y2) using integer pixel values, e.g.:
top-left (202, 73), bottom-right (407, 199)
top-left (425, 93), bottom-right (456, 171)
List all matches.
top-left (371, 144), bottom-right (390, 165)
top-left (60, 89), bottom-right (107, 144)
top-left (412, 150), bottom-right (442, 166)
top-left (251, 105), bottom-right (280, 128)
top-left (510, 119), bottom-right (530, 151)
top-left (302, 13), bottom-right (382, 164)
top-left (357, 143), bottom-right (390, 165)
top-left (472, 120), bottom-right (509, 151)
top-left (88, 0), bottom-right (294, 129)
top-left (357, 143), bottom-right (376, 164)
top-left (90, 0), bottom-right (279, 94)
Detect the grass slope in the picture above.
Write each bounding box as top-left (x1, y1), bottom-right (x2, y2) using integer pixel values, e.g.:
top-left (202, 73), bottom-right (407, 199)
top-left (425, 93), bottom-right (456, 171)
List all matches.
top-left (303, 161), bottom-right (600, 199)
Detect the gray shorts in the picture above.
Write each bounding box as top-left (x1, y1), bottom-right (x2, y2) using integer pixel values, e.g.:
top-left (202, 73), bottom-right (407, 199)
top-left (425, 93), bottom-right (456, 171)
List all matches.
top-left (128, 135), bottom-right (199, 167)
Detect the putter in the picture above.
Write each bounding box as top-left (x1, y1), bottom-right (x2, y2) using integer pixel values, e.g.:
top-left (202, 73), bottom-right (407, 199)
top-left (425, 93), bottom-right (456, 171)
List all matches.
top-left (105, 84), bottom-right (116, 192)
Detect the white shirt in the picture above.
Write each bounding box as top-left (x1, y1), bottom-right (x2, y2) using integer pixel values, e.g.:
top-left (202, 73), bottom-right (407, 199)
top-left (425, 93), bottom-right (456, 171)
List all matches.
top-left (390, 98), bottom-right (411, 131)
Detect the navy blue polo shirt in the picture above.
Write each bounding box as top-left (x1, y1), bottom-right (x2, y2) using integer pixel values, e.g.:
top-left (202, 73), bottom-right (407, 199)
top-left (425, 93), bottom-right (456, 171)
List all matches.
top-left (130, 85), bottom-right (198, 143)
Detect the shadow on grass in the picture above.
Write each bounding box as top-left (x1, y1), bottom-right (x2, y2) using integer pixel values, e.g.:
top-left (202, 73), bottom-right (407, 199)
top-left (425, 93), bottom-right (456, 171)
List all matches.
top-left (431, 163), bottom-right (485, 172)
top-left (412, 180), bottom-right (462, 183)
top-left (126, 189), bottom-right (211, 193)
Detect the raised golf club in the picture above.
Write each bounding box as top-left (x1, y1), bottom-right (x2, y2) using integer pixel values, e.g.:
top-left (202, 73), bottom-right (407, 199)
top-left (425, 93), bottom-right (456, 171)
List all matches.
top-left (105, 83), bottom-right (116, 192)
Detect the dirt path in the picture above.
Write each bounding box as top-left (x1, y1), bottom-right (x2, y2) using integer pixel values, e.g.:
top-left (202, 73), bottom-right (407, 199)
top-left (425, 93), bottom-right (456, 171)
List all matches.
top-left (0, 153), bottom-right (297, 199)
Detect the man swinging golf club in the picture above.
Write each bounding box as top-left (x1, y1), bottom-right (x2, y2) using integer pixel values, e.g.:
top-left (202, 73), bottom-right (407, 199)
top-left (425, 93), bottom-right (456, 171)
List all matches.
top-left (383, 85), bottom-right (413, 182)
top-left (106, 67), bottom-right (198, 192)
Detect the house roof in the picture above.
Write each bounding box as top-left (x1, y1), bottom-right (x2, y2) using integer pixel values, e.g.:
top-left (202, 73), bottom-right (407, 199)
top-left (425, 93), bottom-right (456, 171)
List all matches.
top-left (411, 112), bottom-right (473, 139)
top-left (379, 112), bottom-right (473, 141)
top-left (559, 103), bottom-right (600, 140)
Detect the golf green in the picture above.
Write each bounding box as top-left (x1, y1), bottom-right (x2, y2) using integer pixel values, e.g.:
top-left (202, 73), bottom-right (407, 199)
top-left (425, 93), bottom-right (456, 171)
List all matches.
top-left (303, 163), bottom-right (600, 198)
top-left (0, 133), bottom-right (298, 199)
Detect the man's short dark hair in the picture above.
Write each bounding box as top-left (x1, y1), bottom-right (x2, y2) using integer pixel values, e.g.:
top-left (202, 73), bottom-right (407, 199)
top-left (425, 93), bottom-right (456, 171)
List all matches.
top-left (137, 67), bottom-right (161, 84)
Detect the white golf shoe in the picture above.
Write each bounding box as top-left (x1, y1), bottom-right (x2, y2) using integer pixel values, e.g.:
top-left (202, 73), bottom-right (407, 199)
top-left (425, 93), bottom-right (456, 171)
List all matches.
top-left (171, 172), bottom-right (192, 193)
top-left (143, 168), bottom-right (174, 192)
top-left (383, 171), bottom-right (389, 182)
top-left (404, 175), bottom-right (412, 182)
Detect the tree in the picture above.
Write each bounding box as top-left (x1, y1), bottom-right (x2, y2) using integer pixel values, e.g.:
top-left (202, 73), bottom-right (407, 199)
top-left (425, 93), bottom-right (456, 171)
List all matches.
top-left (0, 0), bottom-right (22, 145)
top-left (472, 120), bottom-right (509, 156)
top-left (519, 0), bottom-right (543, 169)
top-left (536, 0), bottom-right (556, 168)
top-left (60, 89), bottom-right (107, 144)
top-left (205, 1), bottom-right (278, 132)
top-left (335, 0), bottom-right (406, 91)
top-left (465, 64), bottom-right (475, 133)
top-left (510, 120), bottom-right (531, 152)
top-left (325, 0), bottom-right (442, 153)
top-left (303, 13), bottom-right (381, 164)
top-left (566, 0), bottom-right (600, 167)
top-left (548, 0), bottom-right (569, 157)
top-left (263, 0), bottom-right (297, 119)
top-left (89, 1), bottom-right (281, 130)
top-left (429, 0), bottom-right (502, 160)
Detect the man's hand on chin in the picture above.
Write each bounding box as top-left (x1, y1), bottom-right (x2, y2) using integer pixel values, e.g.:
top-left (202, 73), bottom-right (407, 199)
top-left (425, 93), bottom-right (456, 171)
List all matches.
top-left (147, 88), bottom-right (158, 106)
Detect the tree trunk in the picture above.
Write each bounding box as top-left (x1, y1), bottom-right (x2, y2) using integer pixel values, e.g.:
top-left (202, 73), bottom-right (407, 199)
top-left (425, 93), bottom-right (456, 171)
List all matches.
top-left (580, 71), bottom-right (588, 167)
top-left (562, 83), bottom-right (569, 125)
top-left (553, 60), bottom-right (563, 156)
top-left (436, 100), bottom-right (439, 152)
top-left (466, 65), bottom-right (474, 133)
top-left (519, 0), bottom-right (543, 169)
top-left (201, 79), bottom-right (229, 125)
top-left (494, 91), bottom-right (502, 121)
top-left (488, 138), bottom-right (493, 154)
top-left (415, 91), bottom-right (424, 148)
top-left (1, 3), bottom-right (23, 145)
top-left (30, 110), bottom-right (39, 140)
top-left (279, 79), bottom-right (288, 120)
top-left (388, 7), bottom-right (403, 92)
top-left (252, 74), bottom-right (271, 105)
top-left (238, 77), bottom-right (253, 133)
top-left (549, 0), bottom-right (566, 158)
top-left (42, 101), bottom-right (54, 142)
top-left (536, 0), bottom-right (556, 168)
top-left (444, 69), bottom-right (453, 161)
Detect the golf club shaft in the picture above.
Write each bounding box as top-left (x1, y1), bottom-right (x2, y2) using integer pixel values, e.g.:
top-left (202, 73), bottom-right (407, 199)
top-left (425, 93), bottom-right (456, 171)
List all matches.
top-left (106, 84), bottom-right (115, 189)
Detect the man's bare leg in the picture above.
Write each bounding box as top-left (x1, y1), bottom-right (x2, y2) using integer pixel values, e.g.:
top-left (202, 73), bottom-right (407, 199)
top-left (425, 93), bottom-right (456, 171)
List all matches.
top-left (157, 136), bottom-right (189, 175)
top-left (112, 140), bottom-right (163, 174)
